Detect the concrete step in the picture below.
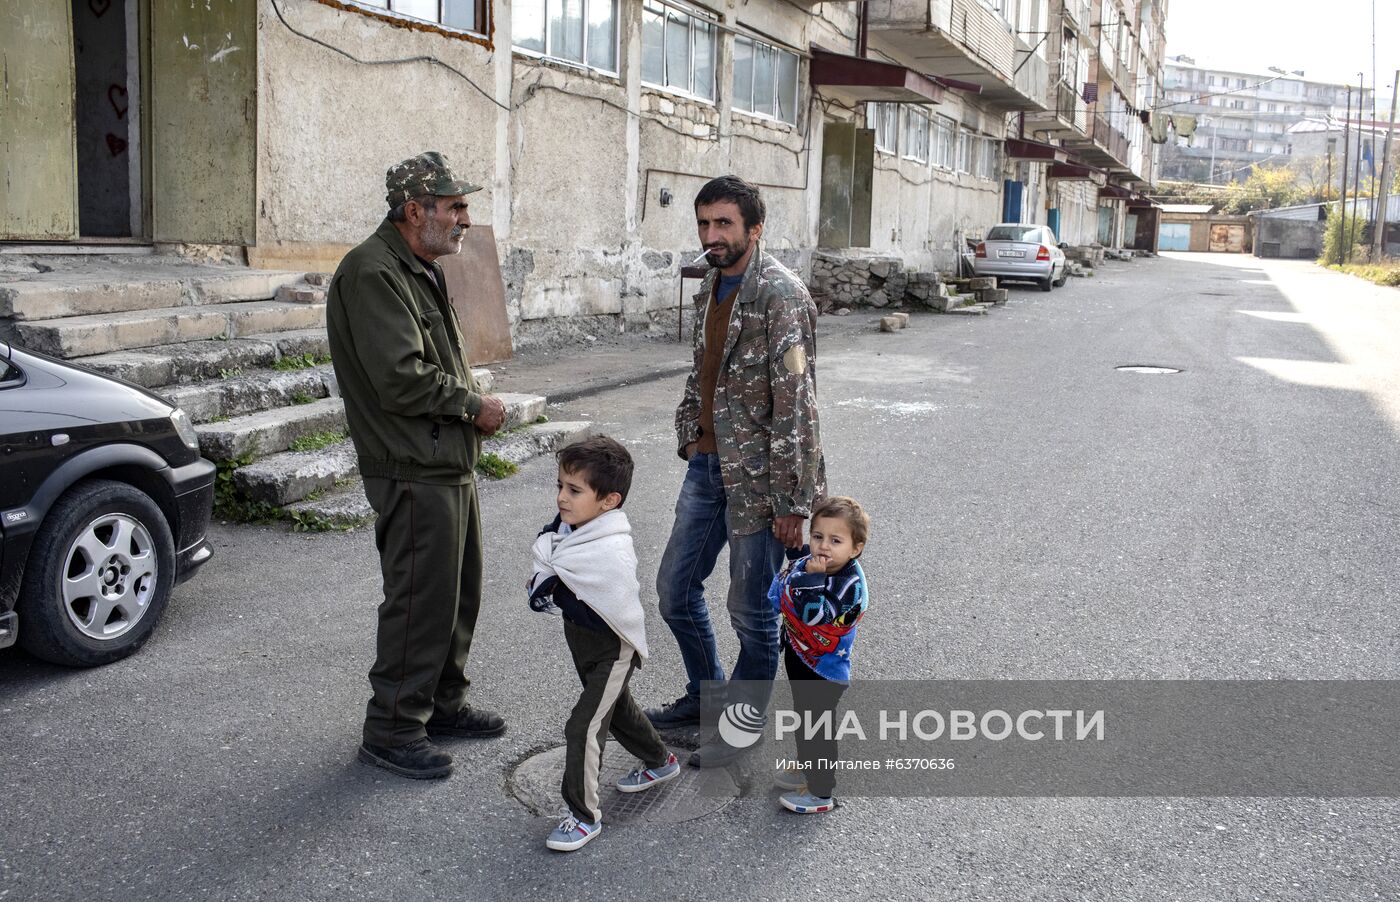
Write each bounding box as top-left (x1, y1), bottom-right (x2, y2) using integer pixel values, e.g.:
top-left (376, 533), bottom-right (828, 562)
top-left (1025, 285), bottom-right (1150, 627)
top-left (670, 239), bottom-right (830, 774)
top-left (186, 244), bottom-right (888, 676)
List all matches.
top-left (495, 392), bottom-right (545, 430)
top-left (232, 389), bottom-right (533, 505)
top-left (947, 304), bottom-right (989, 316)
top-left (234, 439), bottom-right (359, 507)
top-left (0, 268), bottom-right (306, 321)
top-left (77, 329), bottom-right (331, 388)
top-left (161, 365), bottom-right (337, 424)
top-left (484, 419), bottom-right (595, 466)
top-left (195, 397), bottom-right (347, 463)
top-left (283, 420), bottom-right (594, 529)
top-left (4, 298), bottom-right (327, 359)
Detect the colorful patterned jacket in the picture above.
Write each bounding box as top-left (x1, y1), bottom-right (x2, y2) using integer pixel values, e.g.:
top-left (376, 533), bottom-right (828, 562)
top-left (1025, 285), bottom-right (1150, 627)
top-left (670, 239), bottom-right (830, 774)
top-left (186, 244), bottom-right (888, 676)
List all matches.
top-left (674, 244), bottom-right (825, 536)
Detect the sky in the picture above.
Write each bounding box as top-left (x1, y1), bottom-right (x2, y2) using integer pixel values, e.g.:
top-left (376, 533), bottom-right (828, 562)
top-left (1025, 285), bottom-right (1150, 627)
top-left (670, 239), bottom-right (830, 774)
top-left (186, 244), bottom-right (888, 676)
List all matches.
top-left (1165, 0), bottom-right (1399, 107)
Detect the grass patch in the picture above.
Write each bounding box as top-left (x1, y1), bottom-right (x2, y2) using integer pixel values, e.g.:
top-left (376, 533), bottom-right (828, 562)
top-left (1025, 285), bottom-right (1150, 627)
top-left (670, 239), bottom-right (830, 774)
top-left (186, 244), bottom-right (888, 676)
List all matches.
top-left (476, 451), bottom-right (518, 479)
top-left (289, 430), bottom-right (349, 453)
top-left (272, 353), bottom-right (333, 371)
top-left (290, 391), bottom-right (316, 405)
top-left (289, 509), bottom-right (363, 533)
top-left (1326, 262), bottom-right (1400, 287)
top-left (534, 414), bottom-right (549, 424)
top-left (208, 415), bottom-right (230, 424)
top-left (218, 367), bottom-right (243, 379)
top-left (213, 454), bottom-right (283, 523)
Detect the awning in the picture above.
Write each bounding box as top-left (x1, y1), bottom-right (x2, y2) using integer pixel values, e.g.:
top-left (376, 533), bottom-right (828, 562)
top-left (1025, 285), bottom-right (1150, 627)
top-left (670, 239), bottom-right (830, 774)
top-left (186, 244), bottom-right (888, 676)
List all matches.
top-left (1099, 184), bottom-right (1135, 200)
top-left (1005, 137), bottom-right (1068, 163)
top-left (1047, 162), bottom-right (1107, 185)
top-left (810, 47), bottom-right (950, 106)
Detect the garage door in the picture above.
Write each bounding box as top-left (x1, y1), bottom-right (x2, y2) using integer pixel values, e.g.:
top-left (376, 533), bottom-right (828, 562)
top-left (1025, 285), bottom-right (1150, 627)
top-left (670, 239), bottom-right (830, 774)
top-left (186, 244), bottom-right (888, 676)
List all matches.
top-left (1209, 224), bottom-right (1246, 253)
top-left (1159, 222), bottom-right (1190, 251)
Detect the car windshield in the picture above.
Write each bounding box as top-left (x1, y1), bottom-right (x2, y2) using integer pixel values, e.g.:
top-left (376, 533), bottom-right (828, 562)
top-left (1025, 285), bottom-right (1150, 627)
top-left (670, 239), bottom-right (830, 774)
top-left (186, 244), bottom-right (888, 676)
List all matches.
top-left (986, 226), bottom-right (1041, 242)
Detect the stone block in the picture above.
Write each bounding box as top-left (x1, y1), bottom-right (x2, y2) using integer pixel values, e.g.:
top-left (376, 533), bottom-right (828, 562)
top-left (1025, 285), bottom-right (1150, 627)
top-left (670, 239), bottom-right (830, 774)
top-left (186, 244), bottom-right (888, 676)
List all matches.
top-left (968, 277), bottom-right (997, 290)
top-left (867, 289), bottom-right (889, 308)
top-left (879, 315), bottom-right (903, 332)
top-left (889, 312), bottom-right (910, 327)
top-left (978, 288), bottom-right (1010, 305)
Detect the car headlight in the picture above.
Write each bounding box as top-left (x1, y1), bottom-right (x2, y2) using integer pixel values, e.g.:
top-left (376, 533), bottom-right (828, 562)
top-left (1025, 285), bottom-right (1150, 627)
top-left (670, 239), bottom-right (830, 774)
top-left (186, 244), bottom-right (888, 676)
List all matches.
top-left (170, 408), bottom-right (200, 451)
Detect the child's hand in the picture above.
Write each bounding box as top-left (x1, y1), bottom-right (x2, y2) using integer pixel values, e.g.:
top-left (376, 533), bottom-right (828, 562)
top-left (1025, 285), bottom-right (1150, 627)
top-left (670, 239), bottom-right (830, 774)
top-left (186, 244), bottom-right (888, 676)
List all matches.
top-left (805, 555), bottom-right (828, 574)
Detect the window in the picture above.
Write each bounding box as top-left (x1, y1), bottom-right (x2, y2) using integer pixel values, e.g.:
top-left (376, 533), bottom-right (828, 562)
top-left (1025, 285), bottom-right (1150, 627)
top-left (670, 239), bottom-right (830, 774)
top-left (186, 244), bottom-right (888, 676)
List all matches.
top-left (902, 107), bottom-right (930, 162)
top-left (975, 137), bottom-right (999, 179)
top-left (867, 102), bottom-right (899, 154)
top-left (354, 0), bottom-right (486, 34)
top-left (733, 35), bottom-right (800, 124)
top-left (932, 114), bottom-right (955, 168)
top-left (513, 0), bottom-right (617, 72)
top-left (956, 128), bottom-right (973, 172)
top-left (642, 0), bottom-right (716, 101)
top-left (0, 357), bottom-right (21, 387)
top-left (1236, 77), bottom-right (1246, 88)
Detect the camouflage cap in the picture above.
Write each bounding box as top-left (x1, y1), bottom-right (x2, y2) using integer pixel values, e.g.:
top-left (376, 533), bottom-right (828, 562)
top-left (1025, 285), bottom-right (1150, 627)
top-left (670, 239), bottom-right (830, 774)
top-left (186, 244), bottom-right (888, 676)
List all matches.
top-left (385, 151), bottom-right (483, 208)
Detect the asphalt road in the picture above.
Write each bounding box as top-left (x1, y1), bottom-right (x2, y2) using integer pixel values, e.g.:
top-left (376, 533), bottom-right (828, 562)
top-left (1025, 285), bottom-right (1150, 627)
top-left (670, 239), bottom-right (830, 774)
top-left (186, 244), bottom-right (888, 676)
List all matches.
top-left (3, 253), bottom-right (1399, 900)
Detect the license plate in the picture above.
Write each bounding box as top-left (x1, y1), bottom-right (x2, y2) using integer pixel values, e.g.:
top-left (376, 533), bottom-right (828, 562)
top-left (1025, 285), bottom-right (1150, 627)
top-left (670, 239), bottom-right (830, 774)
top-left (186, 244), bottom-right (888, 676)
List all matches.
top-left (997, 249), bottom-right (1023, 258)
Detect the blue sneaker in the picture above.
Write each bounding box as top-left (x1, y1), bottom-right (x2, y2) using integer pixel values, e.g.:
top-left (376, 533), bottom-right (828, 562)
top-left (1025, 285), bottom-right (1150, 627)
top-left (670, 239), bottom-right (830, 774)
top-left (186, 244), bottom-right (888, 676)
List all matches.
top-left (546, 813), bottom-right (602, 851)
top-left (616, 753), bottom-right (681, 793)
top-left (779, 791), bottom-right (835, 814)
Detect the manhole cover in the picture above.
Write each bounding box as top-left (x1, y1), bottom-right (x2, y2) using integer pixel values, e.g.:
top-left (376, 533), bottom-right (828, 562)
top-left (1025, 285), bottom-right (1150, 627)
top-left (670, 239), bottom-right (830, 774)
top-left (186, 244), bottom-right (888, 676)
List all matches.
top-left (1116, 365), bottom-right (1182, 374)
top-left (509, 744), bottom-right (738, 825)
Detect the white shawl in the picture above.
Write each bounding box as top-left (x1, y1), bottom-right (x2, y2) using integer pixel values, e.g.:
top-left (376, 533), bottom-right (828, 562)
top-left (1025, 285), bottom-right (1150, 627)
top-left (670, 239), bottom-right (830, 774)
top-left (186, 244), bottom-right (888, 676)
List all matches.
top-left (530, 509), bottom-right (648, 658)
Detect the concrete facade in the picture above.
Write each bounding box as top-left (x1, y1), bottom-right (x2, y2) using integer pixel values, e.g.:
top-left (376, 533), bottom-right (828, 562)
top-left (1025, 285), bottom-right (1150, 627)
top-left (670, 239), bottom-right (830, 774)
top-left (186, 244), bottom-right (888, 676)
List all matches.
top-left (5, 0), bottom-right (1167, 334)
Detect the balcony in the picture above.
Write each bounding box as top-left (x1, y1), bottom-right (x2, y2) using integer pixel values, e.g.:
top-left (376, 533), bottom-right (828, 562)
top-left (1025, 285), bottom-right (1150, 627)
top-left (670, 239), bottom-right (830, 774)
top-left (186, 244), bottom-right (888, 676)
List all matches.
top-left (1024, 79), bottom-right (1089, 137)
top-left (1059, 0), bottom-right (1092, 31)
top-left (1063, 111), bottom-right (1133, 172)
top-left (867, 0), bottom-right (1050, 111)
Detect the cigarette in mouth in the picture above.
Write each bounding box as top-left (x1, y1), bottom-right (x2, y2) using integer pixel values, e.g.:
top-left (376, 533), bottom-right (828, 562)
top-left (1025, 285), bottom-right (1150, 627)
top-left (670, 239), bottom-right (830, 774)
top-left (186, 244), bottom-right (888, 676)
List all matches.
top-left (692, 250), bottom-right (711, 265)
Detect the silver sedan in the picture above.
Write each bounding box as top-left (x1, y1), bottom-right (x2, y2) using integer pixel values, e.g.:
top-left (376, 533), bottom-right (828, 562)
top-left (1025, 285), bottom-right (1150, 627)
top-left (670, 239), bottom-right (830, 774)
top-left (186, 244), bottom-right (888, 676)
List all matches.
top-left (972, 223), bottom-right (1067, 291)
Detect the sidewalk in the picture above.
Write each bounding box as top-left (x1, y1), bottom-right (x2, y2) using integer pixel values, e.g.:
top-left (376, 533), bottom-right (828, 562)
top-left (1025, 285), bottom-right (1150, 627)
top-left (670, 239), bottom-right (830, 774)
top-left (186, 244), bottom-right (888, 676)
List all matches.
top-left (488, 330), bottom-right (694, 402)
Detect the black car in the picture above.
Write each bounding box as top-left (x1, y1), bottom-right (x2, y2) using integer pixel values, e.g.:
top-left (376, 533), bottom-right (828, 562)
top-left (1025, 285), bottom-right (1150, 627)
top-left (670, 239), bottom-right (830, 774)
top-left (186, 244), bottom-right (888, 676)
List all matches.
top-left (0, 340), bottom-right (215, 666)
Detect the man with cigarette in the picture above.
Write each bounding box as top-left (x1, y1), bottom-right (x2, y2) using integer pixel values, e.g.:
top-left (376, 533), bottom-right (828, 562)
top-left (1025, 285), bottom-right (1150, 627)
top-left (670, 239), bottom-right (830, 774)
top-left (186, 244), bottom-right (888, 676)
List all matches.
top-left (645, 175), bottom-right (825, 767)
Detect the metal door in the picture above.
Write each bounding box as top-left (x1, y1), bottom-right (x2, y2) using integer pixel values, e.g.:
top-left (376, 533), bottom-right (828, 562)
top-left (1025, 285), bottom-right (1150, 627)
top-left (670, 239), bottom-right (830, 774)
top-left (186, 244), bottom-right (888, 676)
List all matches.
top-left (1158, 222), bottom-right (1190, 251)
top-left (1209, 224), bottom-right (1245, 253)
top-left (0, 2), bottom-right (78, 240)
top-left (150, 0), bottom-right (256, 244)
top-left (818, 122), bottom-right (874, 247)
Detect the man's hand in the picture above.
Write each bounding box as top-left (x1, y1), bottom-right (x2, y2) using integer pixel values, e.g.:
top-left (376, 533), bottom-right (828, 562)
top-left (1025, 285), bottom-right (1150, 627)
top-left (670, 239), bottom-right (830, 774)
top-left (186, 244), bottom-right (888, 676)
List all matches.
top-left (773, 514), bottom-right (806, 549)
top-left (472, 395), bottom-right (507, 436)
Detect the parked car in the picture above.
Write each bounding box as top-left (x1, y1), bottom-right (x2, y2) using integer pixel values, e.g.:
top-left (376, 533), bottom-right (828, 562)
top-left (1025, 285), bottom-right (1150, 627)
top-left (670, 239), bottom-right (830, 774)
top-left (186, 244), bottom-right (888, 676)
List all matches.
top-left (973, 223), bottom-right (1068, 291)
top-left (0, 340), bottom-right (215, 667)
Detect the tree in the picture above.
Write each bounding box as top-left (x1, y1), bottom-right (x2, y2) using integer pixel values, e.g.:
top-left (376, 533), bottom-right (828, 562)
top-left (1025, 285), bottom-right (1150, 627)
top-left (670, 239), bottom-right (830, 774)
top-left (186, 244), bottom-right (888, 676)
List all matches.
top-left (1219, 165), bottom-right (1311, 214)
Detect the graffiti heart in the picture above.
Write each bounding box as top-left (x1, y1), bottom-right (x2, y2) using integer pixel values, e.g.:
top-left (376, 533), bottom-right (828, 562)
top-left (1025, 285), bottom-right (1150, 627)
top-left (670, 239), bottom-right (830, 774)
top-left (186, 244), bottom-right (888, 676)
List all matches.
top-left (108, 84), bottom-right (128, 119)
top-left (106, 133), bottom-right (128, 157)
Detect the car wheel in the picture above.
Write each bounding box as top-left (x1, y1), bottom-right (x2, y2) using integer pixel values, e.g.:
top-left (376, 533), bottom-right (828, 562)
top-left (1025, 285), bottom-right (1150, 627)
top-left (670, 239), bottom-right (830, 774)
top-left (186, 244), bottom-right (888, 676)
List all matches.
top-left (16, 479), bottom-right (176, 667)
top-left (1040, 275), bottom-right (1054, 292)
top-left (1054, 266), bottom-right (1068, 287)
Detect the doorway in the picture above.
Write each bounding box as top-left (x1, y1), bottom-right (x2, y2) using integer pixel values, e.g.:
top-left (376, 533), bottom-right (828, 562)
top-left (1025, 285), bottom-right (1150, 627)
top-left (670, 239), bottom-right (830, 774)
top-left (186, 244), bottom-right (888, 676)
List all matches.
top-left (72, 0), bottom-right (143, 238)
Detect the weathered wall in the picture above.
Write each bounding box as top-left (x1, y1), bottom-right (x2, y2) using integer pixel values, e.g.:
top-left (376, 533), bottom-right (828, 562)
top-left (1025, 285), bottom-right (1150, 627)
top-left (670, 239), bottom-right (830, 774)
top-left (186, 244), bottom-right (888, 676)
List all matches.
top-left (255, 0), bottom-right (499, 256)
top-left (1051, 180), bottom-right (1099, 245)
top-left (255, 0), bottom-right (855, 332)
top-left (1254, 218), bottom-right (1324, 259)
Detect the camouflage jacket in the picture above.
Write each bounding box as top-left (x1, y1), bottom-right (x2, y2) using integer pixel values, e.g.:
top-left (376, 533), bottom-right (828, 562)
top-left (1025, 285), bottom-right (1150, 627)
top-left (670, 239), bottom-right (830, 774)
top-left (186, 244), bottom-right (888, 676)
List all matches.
top-left (675, 245), bottom-right (825, 536)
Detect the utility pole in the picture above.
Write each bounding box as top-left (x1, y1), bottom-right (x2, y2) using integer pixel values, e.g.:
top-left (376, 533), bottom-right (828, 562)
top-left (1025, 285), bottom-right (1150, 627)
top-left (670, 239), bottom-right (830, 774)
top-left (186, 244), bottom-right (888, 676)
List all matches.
top-left (1350, 73), bottom-right (1366, 260)
top-left (1370, 69), bottom-right (1398, 260)
top-left (1338, 87), bottom-right (1352, 264)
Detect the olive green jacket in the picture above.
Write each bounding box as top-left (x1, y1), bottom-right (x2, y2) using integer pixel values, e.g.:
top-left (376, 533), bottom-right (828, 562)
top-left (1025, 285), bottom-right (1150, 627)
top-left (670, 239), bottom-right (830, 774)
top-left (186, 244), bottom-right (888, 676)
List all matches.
top-left (327, 219), bottom-right (485, 484)
top-left (675, 244), bottom-right (825, 536)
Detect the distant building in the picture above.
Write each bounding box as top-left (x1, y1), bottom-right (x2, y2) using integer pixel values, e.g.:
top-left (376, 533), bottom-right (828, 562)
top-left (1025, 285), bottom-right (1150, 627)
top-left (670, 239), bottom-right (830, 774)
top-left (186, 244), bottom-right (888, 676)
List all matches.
top-left (1159, 56), bottom-right (1366, 184)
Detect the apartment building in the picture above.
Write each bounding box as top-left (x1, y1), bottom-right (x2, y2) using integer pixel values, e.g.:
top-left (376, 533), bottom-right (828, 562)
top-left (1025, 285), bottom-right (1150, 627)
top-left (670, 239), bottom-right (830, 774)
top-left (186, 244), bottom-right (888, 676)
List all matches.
top-left (1160, 56), bottom-right (1365, 184)
top-left (3, 0), bottom-right (1166, 333)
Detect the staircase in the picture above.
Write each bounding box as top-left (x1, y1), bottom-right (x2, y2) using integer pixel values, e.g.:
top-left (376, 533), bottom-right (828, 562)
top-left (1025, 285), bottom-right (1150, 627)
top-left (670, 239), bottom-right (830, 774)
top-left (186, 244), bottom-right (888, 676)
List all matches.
top-left (0, 256), bottom-right (591, 530)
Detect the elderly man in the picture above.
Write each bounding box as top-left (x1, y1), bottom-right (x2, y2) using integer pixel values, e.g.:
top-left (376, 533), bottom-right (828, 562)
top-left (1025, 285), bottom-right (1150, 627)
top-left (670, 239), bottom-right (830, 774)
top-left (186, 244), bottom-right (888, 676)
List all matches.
top-left (328, 151), bottom-right (509, 780)
top-left (646, 175), bottom-right (824, 767)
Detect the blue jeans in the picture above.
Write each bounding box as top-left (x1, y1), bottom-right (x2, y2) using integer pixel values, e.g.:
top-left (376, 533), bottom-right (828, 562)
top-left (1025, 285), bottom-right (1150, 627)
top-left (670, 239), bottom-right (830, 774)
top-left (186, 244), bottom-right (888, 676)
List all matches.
top-left (656, 453), bottom-right (784, 701)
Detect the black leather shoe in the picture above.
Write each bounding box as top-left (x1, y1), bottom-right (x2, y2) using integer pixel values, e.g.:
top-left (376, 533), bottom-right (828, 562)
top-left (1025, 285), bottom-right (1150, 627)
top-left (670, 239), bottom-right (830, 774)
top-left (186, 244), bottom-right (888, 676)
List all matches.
top-left (426, 705), bottom-right (507, 739)
top-left (358, 738), bottom-right (453, 779)
top-left (644, 694), bottom-right (701, 728)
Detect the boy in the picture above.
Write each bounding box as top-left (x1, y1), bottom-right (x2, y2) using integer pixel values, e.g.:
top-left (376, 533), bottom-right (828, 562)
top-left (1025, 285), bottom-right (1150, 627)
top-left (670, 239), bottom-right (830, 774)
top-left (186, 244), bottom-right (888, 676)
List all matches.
top-left (528, 436), bottom-right (680, 851)
top-left (769, 495), bottom-right (870, 814)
